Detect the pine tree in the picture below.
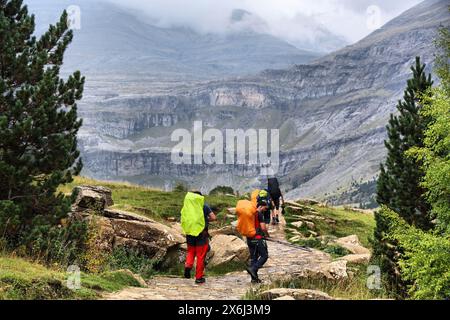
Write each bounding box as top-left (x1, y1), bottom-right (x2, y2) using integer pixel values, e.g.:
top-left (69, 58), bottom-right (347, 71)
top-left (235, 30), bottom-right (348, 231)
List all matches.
top-left (0, 1), bottom-right (84, 247)
top-left (377, 57), bottom-right (433, 229)
top-left (374, 57), bottom-right (433, 297)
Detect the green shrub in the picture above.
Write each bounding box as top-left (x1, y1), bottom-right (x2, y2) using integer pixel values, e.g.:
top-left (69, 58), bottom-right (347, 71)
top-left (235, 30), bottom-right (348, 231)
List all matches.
top-left (379, 207), bottom-right (450, 299)
top-left (0, 198), bottom-right (88, 268)
top-left (106, 247), bottom-right (158, 279)
top-left (0, 201), bottom-right (22, 243)
top-left (28, 219), bottom-right (88, 268)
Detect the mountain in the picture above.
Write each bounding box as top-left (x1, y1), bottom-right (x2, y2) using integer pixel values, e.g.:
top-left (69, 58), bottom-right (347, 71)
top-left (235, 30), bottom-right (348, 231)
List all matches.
top-left (76, 0), bottom-right (450, 202)
top-left (25, 0), bottom-right (323, 79)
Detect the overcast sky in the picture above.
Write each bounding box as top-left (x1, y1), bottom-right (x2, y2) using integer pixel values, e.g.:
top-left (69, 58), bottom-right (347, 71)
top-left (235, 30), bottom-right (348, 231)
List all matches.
top-left (108, 0), bottom-right (423, 44)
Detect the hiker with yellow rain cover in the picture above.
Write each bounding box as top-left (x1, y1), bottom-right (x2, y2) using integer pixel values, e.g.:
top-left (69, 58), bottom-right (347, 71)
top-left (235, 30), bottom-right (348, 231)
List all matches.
top-left (181, 191), bottom-right (216, 284)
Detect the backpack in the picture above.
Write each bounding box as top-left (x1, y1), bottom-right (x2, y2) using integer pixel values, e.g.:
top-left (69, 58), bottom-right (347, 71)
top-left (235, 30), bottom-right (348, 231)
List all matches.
top-left (236, 200), bottom-right (257, 238)
top-left (268, 177), bottom-right (281, 198)
top-left (181, 192), bottom-right (205, 236)
top-left (257, 189), bottom-right (271, 208)
top-left (251, 189), bottom-right (260, 207)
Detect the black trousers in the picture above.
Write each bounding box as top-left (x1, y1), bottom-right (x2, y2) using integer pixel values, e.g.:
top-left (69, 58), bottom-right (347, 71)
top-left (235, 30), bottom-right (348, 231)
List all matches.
top-left (247, 238), bottom-right (269, 274)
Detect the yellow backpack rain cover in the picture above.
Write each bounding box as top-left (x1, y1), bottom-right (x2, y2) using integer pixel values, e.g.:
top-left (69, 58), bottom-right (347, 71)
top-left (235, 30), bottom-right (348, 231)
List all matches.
top-left (181, 192), bottom-right (205, 236)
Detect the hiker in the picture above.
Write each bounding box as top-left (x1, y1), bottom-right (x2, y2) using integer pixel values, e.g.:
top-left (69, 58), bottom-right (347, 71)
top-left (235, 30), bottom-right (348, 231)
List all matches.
top-left (256, 189), bottom-right (273, 225)
top-left (246, 203), bottom-right (270, 283)
top-left (236, 197), bottom-right (270, 284)
top-left (181, 191), bottom-right (216, 284)
top-left (268, 177), bottom-right (284, 225)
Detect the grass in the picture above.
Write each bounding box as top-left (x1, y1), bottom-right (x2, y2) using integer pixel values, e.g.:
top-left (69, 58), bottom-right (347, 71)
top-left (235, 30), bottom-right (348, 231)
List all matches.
top-left (284, 203), bottom-right (375, 249)
top-left (312, 205), bottom-right (375, 248)
top-left (60, 176), bottom-right (238, 226)
top-left (0, 254), bottom-right (143, 300)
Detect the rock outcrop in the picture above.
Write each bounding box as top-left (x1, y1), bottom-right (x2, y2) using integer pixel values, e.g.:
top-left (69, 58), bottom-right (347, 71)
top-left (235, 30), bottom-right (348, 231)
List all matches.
top-left (71, 186), bottom-right (184, 262)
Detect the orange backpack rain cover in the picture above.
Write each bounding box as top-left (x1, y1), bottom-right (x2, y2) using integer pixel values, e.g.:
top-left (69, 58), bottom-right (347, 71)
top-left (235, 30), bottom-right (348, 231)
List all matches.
top-left (250, 189), bottom-right (260, 207)
top-left (236, 200), bottom-right (257, 238)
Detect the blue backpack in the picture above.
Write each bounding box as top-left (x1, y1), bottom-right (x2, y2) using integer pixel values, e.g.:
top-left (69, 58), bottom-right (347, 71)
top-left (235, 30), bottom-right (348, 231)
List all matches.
top-left (256, 189), bottom-right (272, 209)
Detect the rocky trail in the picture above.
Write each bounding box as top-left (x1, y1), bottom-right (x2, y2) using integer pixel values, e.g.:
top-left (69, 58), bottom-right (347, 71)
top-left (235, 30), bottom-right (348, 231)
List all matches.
top-left (71, 185), bottom-right (368, 300)
top-left (104, 217), bottom-right (343, 300)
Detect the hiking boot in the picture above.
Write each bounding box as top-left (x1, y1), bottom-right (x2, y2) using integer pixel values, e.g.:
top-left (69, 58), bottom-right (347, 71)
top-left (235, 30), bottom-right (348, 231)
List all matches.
top-left (251, 278), bottom-right (262, 284)
top-left (195, 278), bottom-right (206, 284)
top-left (275, 216), bottom-right (280, 224)
top-left (246, 267), bottom-right (258, 280)
top-left (184, 267), bottom-right (191, 279)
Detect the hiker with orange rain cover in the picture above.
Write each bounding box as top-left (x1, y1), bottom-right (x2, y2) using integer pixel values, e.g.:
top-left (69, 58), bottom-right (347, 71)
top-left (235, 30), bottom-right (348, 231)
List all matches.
top-left (181, 191), bottom-right (216, 284)
top-left (236, 197), bottom-right (269, 284)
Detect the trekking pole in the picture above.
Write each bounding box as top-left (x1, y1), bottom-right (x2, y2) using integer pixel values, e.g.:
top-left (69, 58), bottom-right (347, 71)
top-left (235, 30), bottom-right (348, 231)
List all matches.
top-left (265, 238), bottom-right (312, 252)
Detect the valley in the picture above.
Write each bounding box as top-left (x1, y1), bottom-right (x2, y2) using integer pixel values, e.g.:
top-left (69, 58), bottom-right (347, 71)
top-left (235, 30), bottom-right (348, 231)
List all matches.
top-left (73, 0), bottom-right (449, 204)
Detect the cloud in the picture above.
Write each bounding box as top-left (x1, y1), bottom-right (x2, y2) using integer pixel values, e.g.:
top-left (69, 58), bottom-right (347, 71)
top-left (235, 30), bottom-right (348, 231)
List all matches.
top-left (108, 0), bottom-right (422, 48)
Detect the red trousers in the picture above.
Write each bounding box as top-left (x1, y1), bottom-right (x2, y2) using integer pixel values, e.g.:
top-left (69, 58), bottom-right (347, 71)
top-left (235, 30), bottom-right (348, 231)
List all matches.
top-left (185, 243), bottom-right (209, 280)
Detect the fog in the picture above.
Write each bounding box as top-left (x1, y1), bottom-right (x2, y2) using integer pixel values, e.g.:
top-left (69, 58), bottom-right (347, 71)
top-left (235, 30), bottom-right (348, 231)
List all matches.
top-left (107, 0), bottom-right (423, 45)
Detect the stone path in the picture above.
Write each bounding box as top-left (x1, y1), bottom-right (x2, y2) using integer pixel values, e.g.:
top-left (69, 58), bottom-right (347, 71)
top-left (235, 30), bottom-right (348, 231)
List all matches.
top-left (104, 216), bottom-right (334, 300)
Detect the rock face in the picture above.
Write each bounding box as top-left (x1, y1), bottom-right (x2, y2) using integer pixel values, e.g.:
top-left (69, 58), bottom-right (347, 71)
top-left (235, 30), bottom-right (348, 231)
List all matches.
top-left (260, 288), bottom-right (334, 300)
top-left (71, 186), bottom-right (184, 262)
top-left (207, 235), bottom-right (250, 267)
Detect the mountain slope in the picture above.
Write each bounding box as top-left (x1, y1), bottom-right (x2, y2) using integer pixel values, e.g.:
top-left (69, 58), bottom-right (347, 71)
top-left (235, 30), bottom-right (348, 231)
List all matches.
top-left (77, 0), bottom-right (449, 202)
top-left (26, 0), bottom-right (322, 79)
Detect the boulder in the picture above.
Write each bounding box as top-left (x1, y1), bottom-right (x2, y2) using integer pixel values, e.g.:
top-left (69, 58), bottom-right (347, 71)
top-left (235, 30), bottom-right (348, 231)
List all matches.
top-left (73, 185), bottom-right (114, 211)
top-left (84, 215), bottom-right (115, 254)
top-left (291, 221), bottom-right (304, 228)
top-left (208, 235), bottom-right (250, 267)
top-left (337, 253), bottom-right (371, 264)
top-left (209, 225), bottom-right (240, 237)
top-left (72, 186), bottom-right (106, 212)
top-left (110, 218), bottom-right (185, 248)
top-left (334, 235), bottom-right (371, 255)
top-left (103, 209), bottom-right (152, 222)
top-left (319, 260), bottom-right (348, 280)
top-left (261, 288), bottom-right (333, 300)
